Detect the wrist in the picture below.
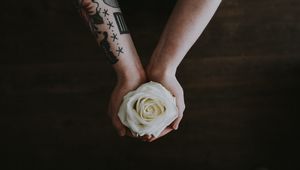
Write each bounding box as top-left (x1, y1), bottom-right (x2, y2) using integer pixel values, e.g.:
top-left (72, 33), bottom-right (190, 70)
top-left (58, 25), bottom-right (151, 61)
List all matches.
top-left (116, 64), bottom-right (146, 84)
top-left (146, 60), bottom-right (176, 82)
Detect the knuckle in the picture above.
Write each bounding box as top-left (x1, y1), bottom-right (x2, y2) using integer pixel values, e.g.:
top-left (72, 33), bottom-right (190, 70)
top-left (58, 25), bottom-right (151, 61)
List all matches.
top-left (178, 112), bottom-right (184, 118)
top-left (179, 103), bottom-right (185, 113)
top-left (182, 104), bottom-right (186, 110)
top-left (178, 114), bottom-right (183, 118)
top-left (179, 86), bottom-right (184, 94)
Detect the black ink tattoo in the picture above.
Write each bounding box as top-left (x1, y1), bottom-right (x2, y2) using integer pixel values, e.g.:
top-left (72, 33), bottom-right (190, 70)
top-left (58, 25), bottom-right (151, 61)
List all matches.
top-left (89, 12), bottom-right (104, 38)
top-left (103, 9), bottom-right (109, 17)
top-left (90, 12), bottom-right (104, 25)
top-left (103, 0), bottom-right (120, 8)
top-left (113, 12), bottom-right (129, 34)
top-left (100, 32), bottom-right (119, 64)
top-left (107, 21), bottom-right (114, 29)
top-left (76, 0), bottom-right (124, 64)
top-left (76, 0), bottom-right (104, 38)
top-left (111, 33), bottom-right (118, 42)
top-left (116, 46), bottom-right (124, 56)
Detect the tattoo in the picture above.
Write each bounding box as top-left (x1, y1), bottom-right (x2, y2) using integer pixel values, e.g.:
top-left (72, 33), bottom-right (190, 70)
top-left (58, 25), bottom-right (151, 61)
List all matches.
top-left (90, 12), bottom-right (104, 25)
top-left (100, 32), bottom-right (119, 64)
top-left (103, 9), bottom-right (109, 17)
top-left (116, 46), bottom-right (124, 56)
top-left (103, 0), bottom-right (119, 8)
top-left (107, 21), bottom-right (114, 29)
top-left (110, 33), bottom-right (118, 42)
top-left (113, 12), bottom-right (129, 34)
top-left (76, 0), bottom-right (127, 64)
top-left (76, 0), bottom-right (103, 38)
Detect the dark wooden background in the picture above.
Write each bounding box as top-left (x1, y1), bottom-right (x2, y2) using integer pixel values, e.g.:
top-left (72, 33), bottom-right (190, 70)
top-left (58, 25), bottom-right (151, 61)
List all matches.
top-left (1, 0), bottom-right (299, 169)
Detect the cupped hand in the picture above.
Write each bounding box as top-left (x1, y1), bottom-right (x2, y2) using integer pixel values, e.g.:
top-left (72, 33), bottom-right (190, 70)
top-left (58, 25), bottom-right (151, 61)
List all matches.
top-left (107, 71), bottom-right (146, 137)
top-left (146, 67), bottom-right (185, 142)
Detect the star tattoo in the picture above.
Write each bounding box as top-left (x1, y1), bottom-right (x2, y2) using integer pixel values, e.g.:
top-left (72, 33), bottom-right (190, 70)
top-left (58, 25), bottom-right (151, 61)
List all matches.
top-left (111, 33), bottom-right (118, 42)
top-left (116, 46), bottom-right (124, 56)
top-left (107, 21), bottom-right (114, 29)
top-left (103, 9), bottom-right (109, 17)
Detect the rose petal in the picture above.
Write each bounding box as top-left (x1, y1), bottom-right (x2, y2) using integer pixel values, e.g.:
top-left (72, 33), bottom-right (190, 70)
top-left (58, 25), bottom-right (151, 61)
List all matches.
top-left (118, 81), bottom-right (178, 137)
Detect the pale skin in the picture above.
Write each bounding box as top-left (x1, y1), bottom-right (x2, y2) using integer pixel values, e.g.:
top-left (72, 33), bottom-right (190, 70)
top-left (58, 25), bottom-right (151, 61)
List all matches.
top-left (77, 0), bottom-right (222, 142)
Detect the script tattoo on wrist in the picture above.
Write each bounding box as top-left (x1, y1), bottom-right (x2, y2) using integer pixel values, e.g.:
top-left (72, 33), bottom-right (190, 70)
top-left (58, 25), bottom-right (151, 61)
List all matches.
top-left (76, 0), bottom-right (128, 64)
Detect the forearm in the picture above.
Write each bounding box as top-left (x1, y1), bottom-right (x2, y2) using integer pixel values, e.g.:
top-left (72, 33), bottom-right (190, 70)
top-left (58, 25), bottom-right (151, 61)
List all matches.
top-left (148, 0), bottom-right (222, 75)
top-left (77, 0), bottom-right (144, 79)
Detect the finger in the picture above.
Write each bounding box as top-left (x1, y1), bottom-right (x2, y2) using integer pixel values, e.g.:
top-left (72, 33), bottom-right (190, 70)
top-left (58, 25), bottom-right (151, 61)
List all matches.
top-left (125, 129), bottom-right (136, 138)
top-left (171, 113), bottom-right (183, 130)
top-left (172, 102), bottom-right (185, 130)
top-left (110, 92), bottom-right (126, 136)
top-left (172, 89), bottom-right (185, 130)
top-left (172, 108), bottom-right (184, 130)
top-left (111, 115), bottom-right (126, 136)
top-left (148, 128), bottom-right (173, 142)
top-left (140, 135), bottom-right (152, 141)
top-left (162, 80), bottom-right (185, 112)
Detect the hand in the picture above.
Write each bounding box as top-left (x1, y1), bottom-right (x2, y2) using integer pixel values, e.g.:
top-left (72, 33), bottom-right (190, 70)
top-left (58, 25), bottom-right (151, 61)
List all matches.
top-left (145, 65), bottom-right (185, 142)
top-left (107, 70), bottom-right (146, 137)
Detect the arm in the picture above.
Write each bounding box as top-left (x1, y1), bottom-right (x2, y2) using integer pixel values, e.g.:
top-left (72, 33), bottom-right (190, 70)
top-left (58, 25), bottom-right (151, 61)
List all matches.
top-left (76, 0), bottom-right (145, 136)
top-left (147, 0), bottom-right (222, 142)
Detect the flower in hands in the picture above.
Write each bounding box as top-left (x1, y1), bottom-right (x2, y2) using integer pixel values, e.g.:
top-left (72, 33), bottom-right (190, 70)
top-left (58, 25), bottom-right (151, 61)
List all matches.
top-left (118, 81), bottom-right (178, 138)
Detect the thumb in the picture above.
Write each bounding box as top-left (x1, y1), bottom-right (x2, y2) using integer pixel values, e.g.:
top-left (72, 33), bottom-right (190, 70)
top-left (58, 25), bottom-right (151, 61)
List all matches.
top-left (169, 86), bottom-right (185, 130)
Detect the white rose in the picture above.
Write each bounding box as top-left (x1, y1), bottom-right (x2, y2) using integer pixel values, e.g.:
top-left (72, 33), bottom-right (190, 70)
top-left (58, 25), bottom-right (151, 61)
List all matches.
top-left (118, 81), bottom-right (178, 137)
